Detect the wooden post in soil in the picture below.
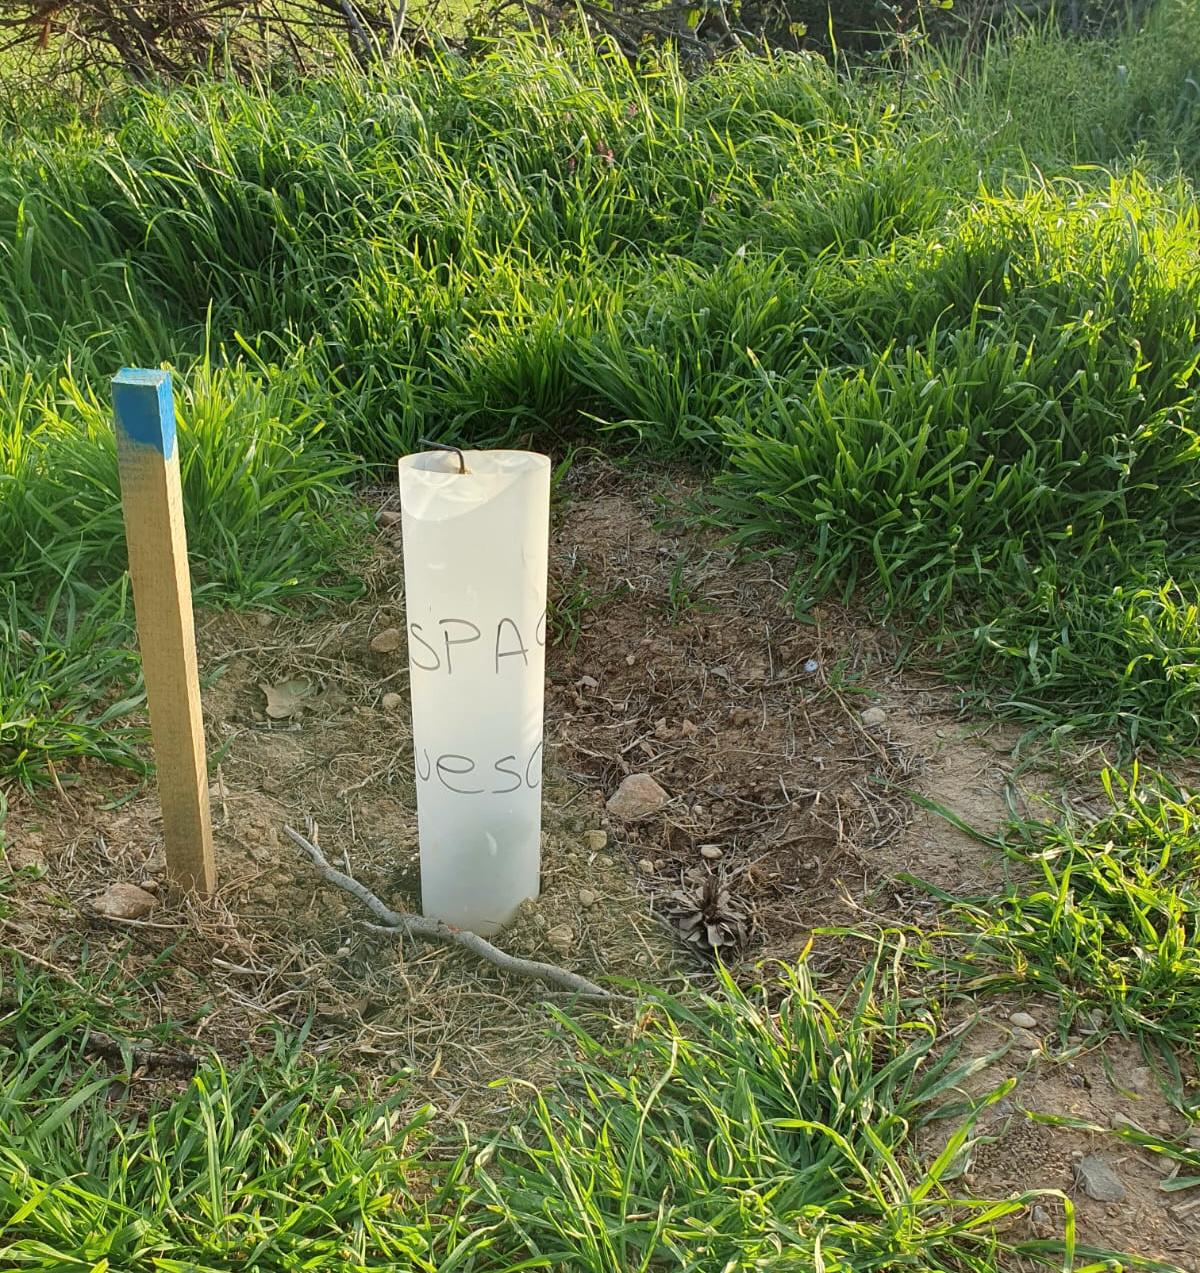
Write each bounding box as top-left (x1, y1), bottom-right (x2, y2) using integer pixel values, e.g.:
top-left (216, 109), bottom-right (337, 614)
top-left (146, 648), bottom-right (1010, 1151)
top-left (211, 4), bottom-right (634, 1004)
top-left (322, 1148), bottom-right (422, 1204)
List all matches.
top-left (112, 368), bottom-right (216, 895)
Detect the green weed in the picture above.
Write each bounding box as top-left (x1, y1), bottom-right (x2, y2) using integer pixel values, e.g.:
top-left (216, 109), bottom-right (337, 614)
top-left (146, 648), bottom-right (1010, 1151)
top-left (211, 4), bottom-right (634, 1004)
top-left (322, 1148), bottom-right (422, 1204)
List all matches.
top-left (665, 551), bottom-right (716, 623)
top-left (547, 566), bottom-right (626, 651)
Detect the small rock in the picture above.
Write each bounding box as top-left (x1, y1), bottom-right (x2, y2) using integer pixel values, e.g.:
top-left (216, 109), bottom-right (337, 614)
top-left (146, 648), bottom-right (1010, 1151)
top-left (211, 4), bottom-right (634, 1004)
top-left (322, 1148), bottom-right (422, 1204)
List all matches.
top-left (1031, 1205), bottom-right (1051, 1230)
top-left (255, 611), bottom-right (274, 628)
top-left (1186, 1128), bottom-right (1200, 1150)
top-left (680, 720), bottom-right (698, 737)
top-left (370, 627), bottom-right (403, 653)
top-left (91, 882), bottom-right (158, 920)
top-left (336, 943), bottom-right (351, 957)
top-left (381, 692), bottom-right (404, 710)
top-left (546, 924), bottom-right (574, 952)
top-left (860, 706), bottom-right (887, 729)
top-left (803, 658), bottom-right (819, 674)
top-left (637, 858), bottom-right (655, 876)
top-left (376, 509), bottom-right (402, 528)
top-left (699, 844), bottom-right (723, 860)
top-left (578, 889), bottom-right (597, 908)
top-left (597, 853), bottom-right (613, 868)
top-left (1131, 1066), bottom-right (1153, 1092)
top-left (607, 773), bottom-right (669, 821)
top-left (584, 830), bottom-right (608, 852)
top-left (625, 653), bottom-right (636, 666)
top-left (1075, 1155), bottom-right (1126, 1203)
top-left (1012, 1027), bottom-right (1042, 1050)
top-left (1109, 1112), bottom-right (1146, 1133)
top-left (577, 675), bottom-right (599, 690)
top-left (1009, 1011), bottom-right (1039, 1030)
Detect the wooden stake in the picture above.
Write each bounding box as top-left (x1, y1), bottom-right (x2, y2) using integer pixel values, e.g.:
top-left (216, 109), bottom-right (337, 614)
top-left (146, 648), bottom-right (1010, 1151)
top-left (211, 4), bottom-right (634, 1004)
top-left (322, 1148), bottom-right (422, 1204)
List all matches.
top-left (112, 368), bottom-right (216, 895)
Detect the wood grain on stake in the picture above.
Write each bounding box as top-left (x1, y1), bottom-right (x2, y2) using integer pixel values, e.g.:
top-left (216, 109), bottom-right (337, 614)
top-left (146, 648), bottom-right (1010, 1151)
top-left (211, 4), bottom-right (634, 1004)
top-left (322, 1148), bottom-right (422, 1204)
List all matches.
top-left (112, 368), bottom-right (215, 894)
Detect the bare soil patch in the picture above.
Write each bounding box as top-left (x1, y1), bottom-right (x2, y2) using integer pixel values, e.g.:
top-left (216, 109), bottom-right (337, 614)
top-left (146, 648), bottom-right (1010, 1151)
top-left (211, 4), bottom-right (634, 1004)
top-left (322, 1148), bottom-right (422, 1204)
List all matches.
top-left (540, 461), bottom-right (916, 956)
top-left (916, 1006), bottom-right (1200, 1267)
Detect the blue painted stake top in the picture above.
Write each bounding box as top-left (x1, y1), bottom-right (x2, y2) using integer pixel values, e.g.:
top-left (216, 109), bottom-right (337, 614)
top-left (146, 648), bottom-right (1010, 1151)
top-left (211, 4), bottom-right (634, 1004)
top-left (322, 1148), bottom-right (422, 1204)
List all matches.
top-left (112, 367), bottom-right (176, 459)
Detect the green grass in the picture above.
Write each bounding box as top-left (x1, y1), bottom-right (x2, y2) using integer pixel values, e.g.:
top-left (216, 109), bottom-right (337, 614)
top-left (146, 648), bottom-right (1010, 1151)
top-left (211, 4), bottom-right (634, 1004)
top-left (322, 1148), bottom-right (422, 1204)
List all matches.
top-left (0, 579), bottom-right (146, 785)
top-left (7, 948), bottom-right (1172, 1272)
top-left (0, 347), bottom-right (366, 781)
top-left (710, 171), bottom-right (1200, 746)
top-left (1, 349), bottom-right (365, 604)
top-left (476, 958), bottom-right (1042, 1271)
top-left (0, 6), bottom-right (1197, 779)
top-left (1, 16), bottom-right (1198, 1265)
top-left (0, 961), bottom-right (461, 1271)
top-left (912, 768), bottom-right (1200, 1070)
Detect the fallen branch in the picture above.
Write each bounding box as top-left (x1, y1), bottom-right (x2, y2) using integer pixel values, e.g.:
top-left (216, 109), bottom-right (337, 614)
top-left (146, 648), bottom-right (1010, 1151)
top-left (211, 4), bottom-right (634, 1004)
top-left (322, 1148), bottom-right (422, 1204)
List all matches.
top-left (284, 825), bottom-right (611, 998)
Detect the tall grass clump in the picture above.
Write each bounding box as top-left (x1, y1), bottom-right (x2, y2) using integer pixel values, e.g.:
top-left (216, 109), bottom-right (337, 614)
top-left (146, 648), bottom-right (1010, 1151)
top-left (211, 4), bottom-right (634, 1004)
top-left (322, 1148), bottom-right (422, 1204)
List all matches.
top-left (713, 172), bottom-right (1200, 749)
top-left (475, 956), bottom-right (1069, 1270)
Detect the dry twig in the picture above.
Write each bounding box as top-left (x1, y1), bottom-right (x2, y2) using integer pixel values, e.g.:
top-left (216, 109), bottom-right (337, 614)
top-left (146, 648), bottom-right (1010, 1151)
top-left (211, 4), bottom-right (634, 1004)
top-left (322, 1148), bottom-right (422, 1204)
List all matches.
top-left (284, 824), bottom-right (611, 998)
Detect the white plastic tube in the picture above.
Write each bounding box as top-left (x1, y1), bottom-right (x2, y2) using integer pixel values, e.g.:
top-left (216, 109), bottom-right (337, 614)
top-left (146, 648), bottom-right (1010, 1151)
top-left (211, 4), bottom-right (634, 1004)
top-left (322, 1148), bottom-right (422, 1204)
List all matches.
top-left (398, 449), bottom-right (550, 935)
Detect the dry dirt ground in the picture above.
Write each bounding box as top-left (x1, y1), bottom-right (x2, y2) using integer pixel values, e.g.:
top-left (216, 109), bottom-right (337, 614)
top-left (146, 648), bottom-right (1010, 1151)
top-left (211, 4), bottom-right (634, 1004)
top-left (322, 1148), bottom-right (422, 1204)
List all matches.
top-left (2, 460), bottom-right (1198, 1269)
